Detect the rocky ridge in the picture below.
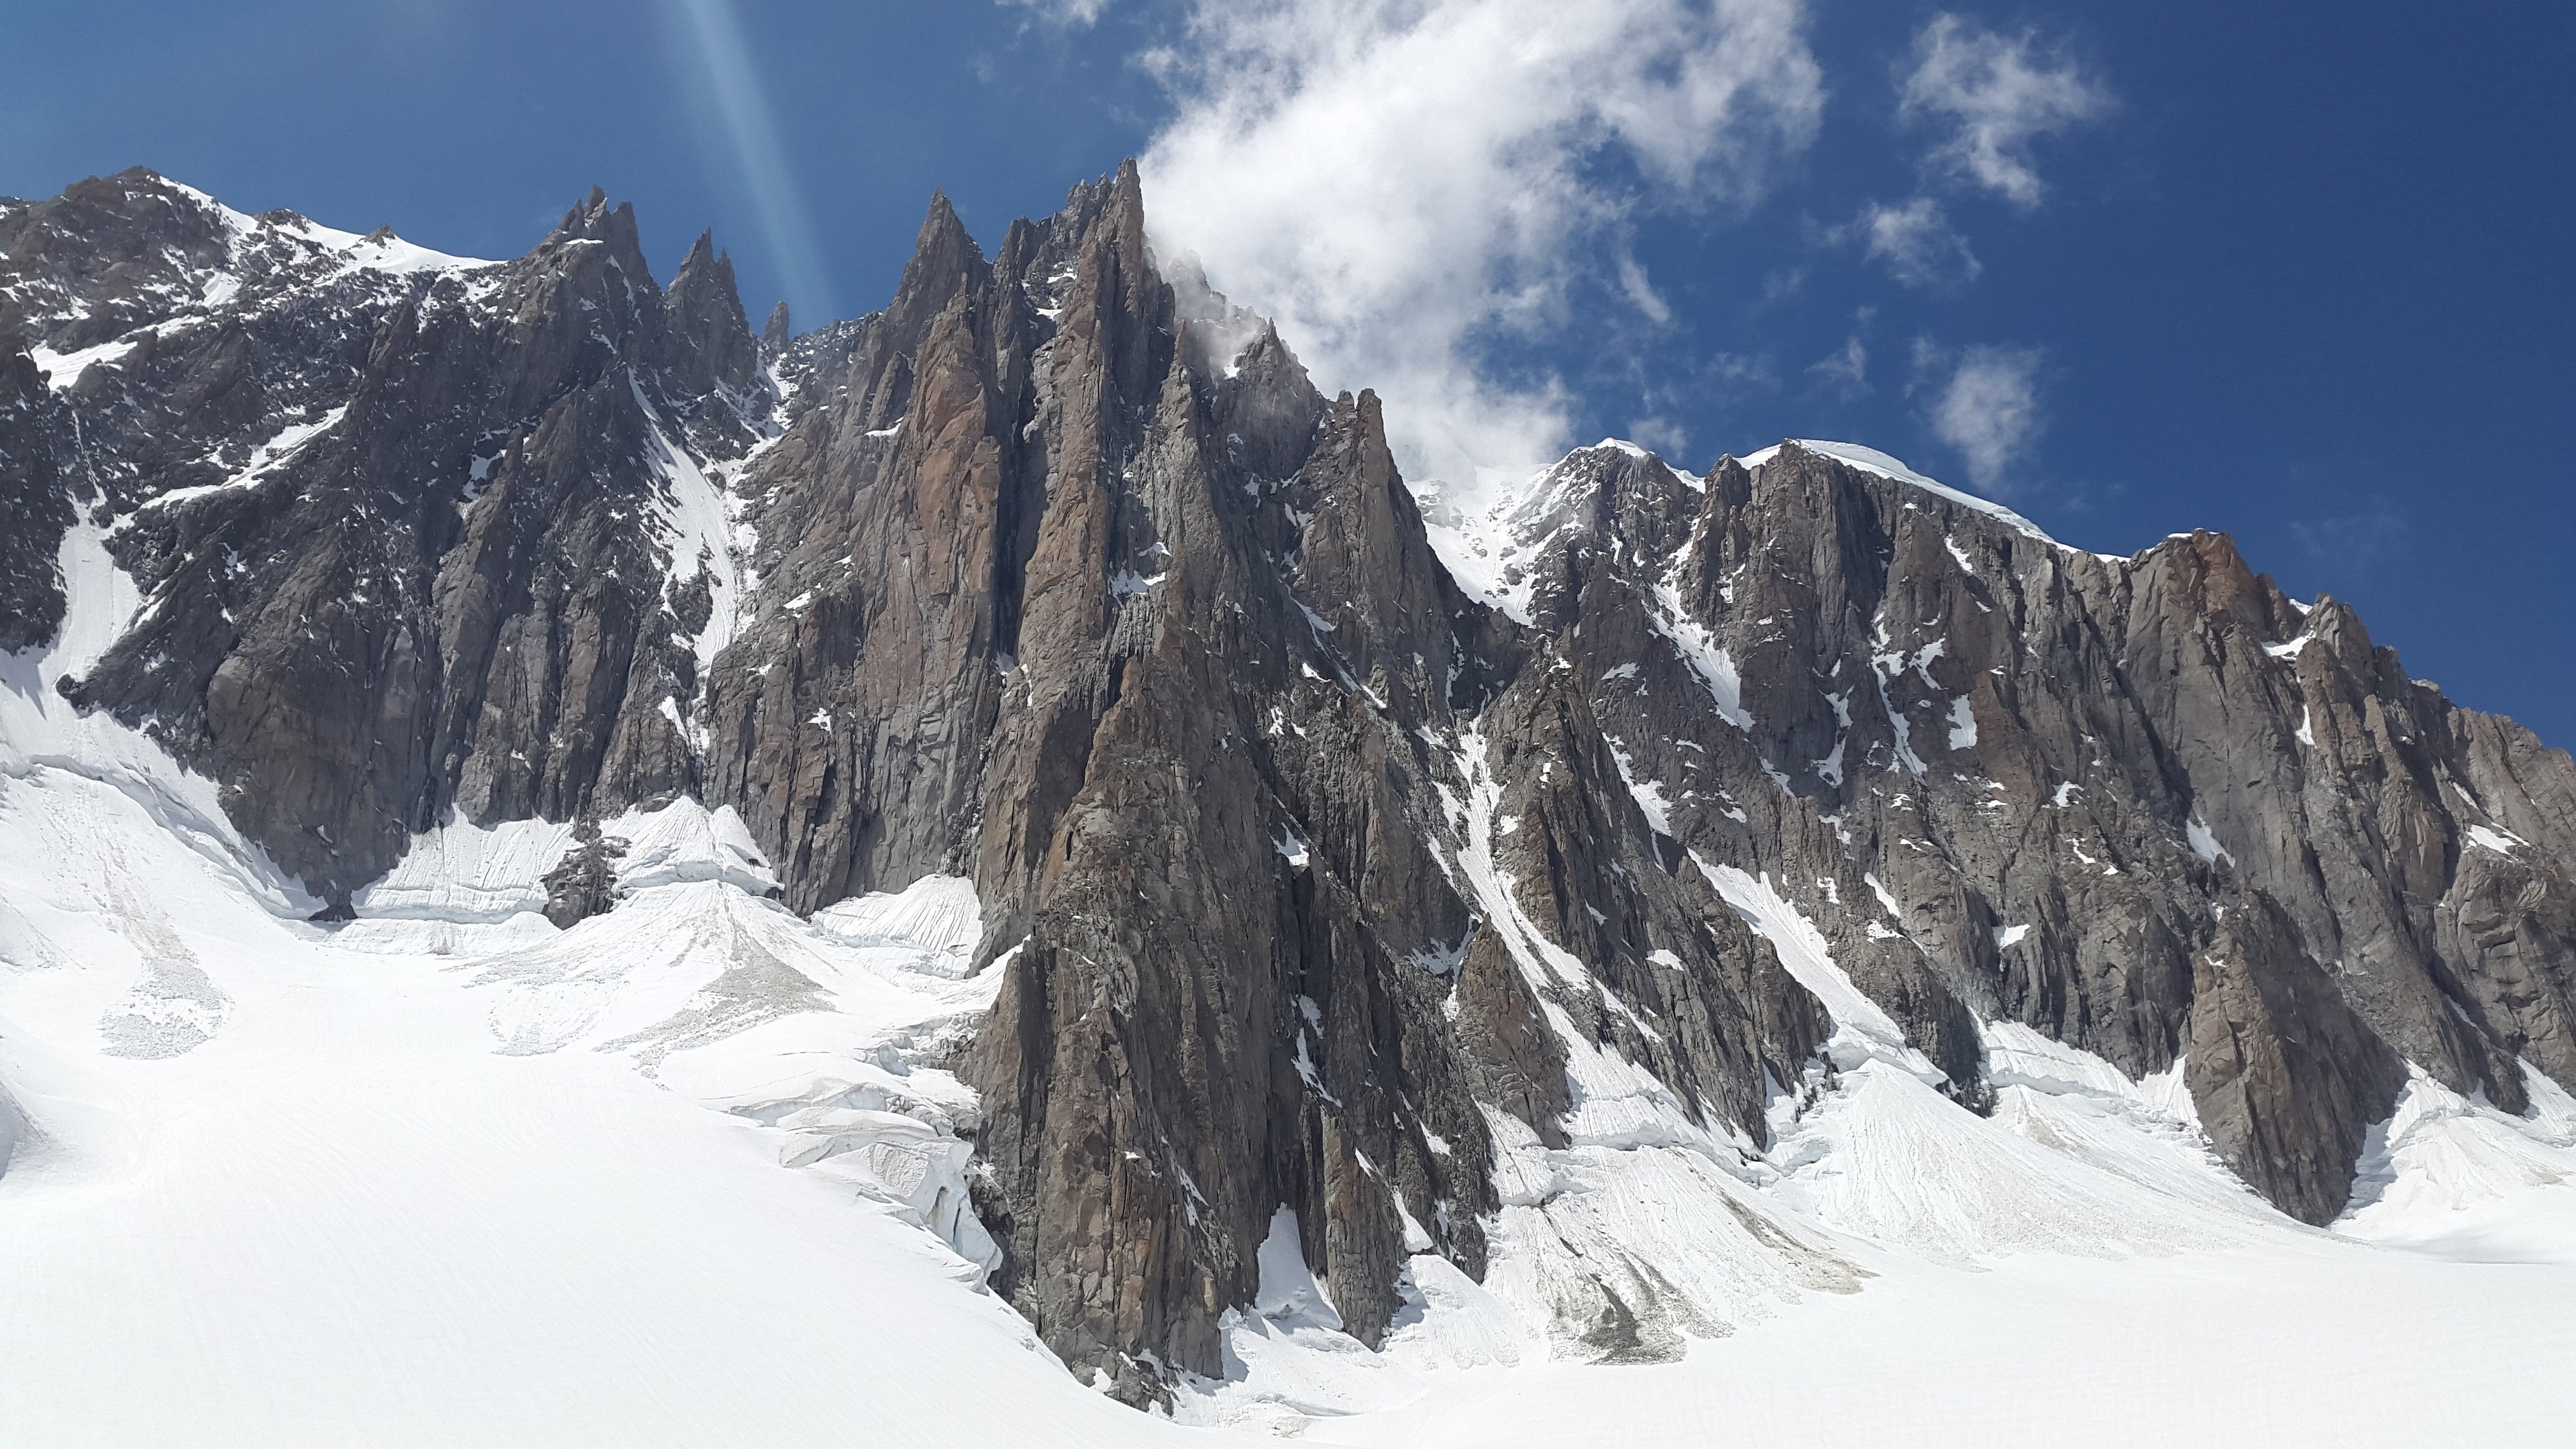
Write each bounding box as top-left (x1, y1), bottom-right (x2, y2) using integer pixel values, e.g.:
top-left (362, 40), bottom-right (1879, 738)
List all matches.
top-left (5, 165), bottom-right (2573, 1404)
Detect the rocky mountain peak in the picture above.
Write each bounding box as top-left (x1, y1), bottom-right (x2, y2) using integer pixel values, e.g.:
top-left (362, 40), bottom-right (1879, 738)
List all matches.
top-left (0, 171), bottom-right (780, 902)
top-left (0, 168), bottom-right (233, 352)
top-left (665, 228), bottom-right (760, 396)
top-left (4, 162), bottom-right (2571, 1413)
top-left (896, 191), bottom-right (986, 313)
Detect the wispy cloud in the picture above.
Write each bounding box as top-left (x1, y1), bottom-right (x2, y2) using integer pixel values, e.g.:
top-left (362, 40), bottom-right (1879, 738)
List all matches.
top-left (1621, 352), bottom-right (1778, 466)
top-left (1617, 255), bottom-right (1675, 327)
top-left (998, 0), bottom-right (1112, 28)
top-left (1627, 414), bottom-right (1694, 462)
top-left (1919, 340), bottom-right (2045, 491)
top-left (1137, 0), bottom-right (1823, 497)
top-left (2291, 509), bottom-right (2410, 575)
top-left (1841, 195), bottom-right (1980, 288)
top-left (1809, 334), bottom-right (1868, 398)
top-left (667, 0), bottom-right (836, 320)
top-left (1898, 13), bottom-right (2110, 209)
top-left (1701, 352), bottom-right (1782, 405)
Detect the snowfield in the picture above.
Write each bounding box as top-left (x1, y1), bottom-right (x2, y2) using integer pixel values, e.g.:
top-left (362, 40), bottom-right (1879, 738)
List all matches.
top-left (6, 524), bottom-right (2575, 1446)
top-left (0, 612), bottom-right (1212, 1446)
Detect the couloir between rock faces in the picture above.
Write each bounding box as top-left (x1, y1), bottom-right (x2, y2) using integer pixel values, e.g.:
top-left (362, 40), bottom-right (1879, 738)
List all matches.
top-left (5, 160), bottom-right (2573, 1405)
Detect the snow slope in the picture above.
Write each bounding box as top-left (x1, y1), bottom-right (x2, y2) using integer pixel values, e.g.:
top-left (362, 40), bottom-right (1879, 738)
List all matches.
top-left (1295, 1235), bottom-right (2576, 1449)
top-left (8, 504), bottom-right (2576, 1446)
top-left (0, 533), bottom-right (1217, 1447)
top-left (0, 755), bottom-right (1226, 1449)
top-left (1735, 439), bottom-right (2061, 545)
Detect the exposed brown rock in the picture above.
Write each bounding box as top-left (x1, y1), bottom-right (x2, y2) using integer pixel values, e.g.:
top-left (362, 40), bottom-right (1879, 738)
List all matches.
top-left (2186, 890), bottom-right (2407, 1224)
top-left (11, 164), bottom-right (2576, 1409)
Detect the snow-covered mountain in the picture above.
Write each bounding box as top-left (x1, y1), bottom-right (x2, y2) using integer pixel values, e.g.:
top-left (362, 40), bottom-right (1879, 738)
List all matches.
top-left (4, 166), bottom-right (2573, 1446)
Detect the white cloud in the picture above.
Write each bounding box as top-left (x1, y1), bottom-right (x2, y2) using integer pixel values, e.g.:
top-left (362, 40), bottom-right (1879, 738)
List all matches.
top-left (1809, 335), bottom-right (1868, 397)
top-left (1617, 256), bottom-right (1675, 327)
top-left (1705, 352), bottom-right (1779, 397)
top-left (1138, 0), bottom-right (1823, 496)
top-left (2292, 510), bottom-right (2408, 574)
top-left (1924, 342), bottom-right (2045, 490)
top-left (1627, 414), bottom-right (1694, 462)
top-left (1852, 196), bottom-right (1979, 288)
top-left (1898, 13), bottom-right (2110, 209)
top-left (998, 0), bottom-right (1112, 27)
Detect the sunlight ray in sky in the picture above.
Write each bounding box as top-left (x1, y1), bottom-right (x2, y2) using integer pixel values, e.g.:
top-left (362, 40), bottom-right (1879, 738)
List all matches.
top-left (669, 0), bottom-right (835, 322)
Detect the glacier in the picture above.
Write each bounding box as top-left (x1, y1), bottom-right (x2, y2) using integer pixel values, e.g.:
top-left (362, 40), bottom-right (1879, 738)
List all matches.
top-left (5, 513), bottom-right (2573, 1447)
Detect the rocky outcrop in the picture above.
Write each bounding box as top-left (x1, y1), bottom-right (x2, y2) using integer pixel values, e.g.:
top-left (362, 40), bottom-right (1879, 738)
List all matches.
top-left (684, 166), bottom-right (1828, 1397)
top-left (0, 335), bottom-right (71, 651)
top-left (541, 818), bottom-right (629, 928)
top-left (0, 169), bottom-right (237, 354)
top-left (2186, 890), bottom-right (2406, 1224)
top-left (10, 163), bottom-right (2575, 1409)
top-left (663, 232), bottom-right (761, 399)
top-left (7, 170), bottom-right (764, 903)
top-left (1466, 436), bottom-right (2576, 1228)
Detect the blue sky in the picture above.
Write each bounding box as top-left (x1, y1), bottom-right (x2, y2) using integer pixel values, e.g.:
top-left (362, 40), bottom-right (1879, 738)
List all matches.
top-left (6, 1), bottom-right (2570, 744)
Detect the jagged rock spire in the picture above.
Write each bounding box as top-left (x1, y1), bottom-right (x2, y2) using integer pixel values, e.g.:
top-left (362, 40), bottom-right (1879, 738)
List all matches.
top-left (664, 228), bottom-right (759, 393)
top-left (9, 162), bottom-right (2575, 1415)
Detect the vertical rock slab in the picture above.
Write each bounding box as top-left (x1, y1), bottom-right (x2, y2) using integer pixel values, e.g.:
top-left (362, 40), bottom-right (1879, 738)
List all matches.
top-left (24, 174), bottom-right (763, 900)
top-left (2186, 891), bottom-right (2407, 1223)
top-left (0, 337), bottom-right (71, 651)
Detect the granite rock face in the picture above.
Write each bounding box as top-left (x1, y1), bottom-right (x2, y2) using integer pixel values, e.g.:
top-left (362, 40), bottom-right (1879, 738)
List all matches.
top-left (3, 170), bottom-right (767, 904)
top-left (0, 335), bottom-right (72, 651)
top-left (697, 168), bottom-right (1823, 1395)
top-left (1450, 438), bottom-right (2576, 1227)
top-left (541, 818), bottom-right (631, 929)
top-left (8, 164), bottom-right (2575, 1397)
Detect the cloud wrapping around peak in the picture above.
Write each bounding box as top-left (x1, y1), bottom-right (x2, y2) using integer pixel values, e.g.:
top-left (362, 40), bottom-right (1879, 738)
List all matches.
top-left (1898, 13), bottom-right (2110, 209)
top-left (1138, 0), bottom-right (1823, 494)
top-left (1923, 341), bottom-right (2045, 491)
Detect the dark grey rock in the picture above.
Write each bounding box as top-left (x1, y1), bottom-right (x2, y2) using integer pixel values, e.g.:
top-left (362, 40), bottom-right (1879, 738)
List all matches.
top-left (1491, 437), bottom-right (2576, 1219)
top-left (15, 171), bottom-right (763, 900)
top-left (541, 818), bottom-right (629, 928)
top-left (2186, 888), bottom-right (2406, 1224)
top-left (0, 335), bottom-right (72, 652)
top-left (11, 162), bottom-right (2575, 1411)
